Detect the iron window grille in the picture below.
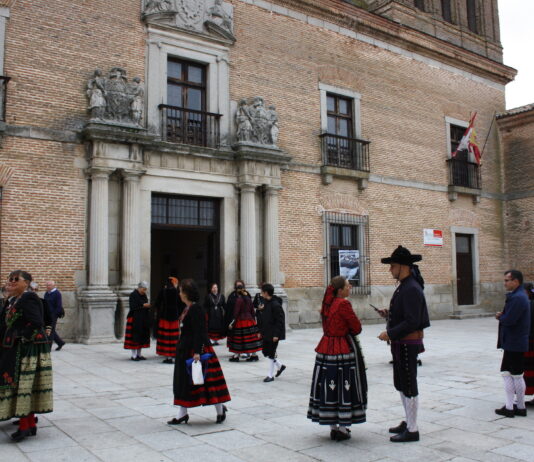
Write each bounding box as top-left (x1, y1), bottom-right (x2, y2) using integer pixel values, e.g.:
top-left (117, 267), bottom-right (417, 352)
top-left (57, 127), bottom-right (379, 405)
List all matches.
top-left (323, 211), bottom-right (370, 295)
top-left (151, 194), bottom-right (218, 230)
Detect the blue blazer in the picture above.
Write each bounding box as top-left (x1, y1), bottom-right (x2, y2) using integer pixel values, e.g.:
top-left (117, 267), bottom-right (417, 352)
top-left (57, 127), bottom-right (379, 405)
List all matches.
top-left (498, 286), bottom-right (530, 352)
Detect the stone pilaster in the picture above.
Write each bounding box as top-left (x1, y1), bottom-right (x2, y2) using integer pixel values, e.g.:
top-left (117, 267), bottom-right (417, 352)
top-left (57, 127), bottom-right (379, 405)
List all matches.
top-left (239, 183), bottom-right (257, 289)
top-left (263, 185), bottom-right (282, 286)
top-left (78, 167), bottom-right (117, 344)
top-left (120, 170), bottom-right (143, 291)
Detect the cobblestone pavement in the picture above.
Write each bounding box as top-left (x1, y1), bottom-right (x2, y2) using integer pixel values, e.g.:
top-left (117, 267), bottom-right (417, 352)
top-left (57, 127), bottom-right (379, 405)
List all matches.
top-left (2, 317), bottom-right (533, 462)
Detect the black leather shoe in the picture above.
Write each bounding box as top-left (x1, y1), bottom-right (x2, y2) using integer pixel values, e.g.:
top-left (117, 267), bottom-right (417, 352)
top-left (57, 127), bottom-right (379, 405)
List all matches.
top-left (263, 376), bottom-right (274, 382)
top-left (389, 421), bottom-right (407, 434)
top-left (138, 356), bottom-right (147, 360)
top-left (167, 415), bottom-right (189, 425)
top-left (216, 405), bottom-right (227, 424)
top-left (229, 356), bottom-right (239, 362)
top-left (246, 355), bottom-right (259, 362)
top-left (514, 405), bottom-right (527, 417)
top-left (13, 416), bottom-right (38, 426)
top-left (495, 406), bottom-right (514, 418)
top-left (11, 429), bottom-right (33, 442)
top-left (330, 429), bottom-right (337, 440)
top-left (275, 365), bottom-right (286, 377)
top-left (162, 358), bottom-right (174, 364)
top-left (390, 429), bottom-right (419, 442)
top-left (130, 357), bottom-right (140, 361)
top-left (335, 430), bottom-right (351, 441)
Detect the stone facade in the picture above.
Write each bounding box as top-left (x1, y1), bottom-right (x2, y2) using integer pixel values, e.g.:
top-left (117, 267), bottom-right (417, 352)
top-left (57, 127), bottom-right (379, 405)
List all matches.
top-left (0, 0), bottom-right (526, 340)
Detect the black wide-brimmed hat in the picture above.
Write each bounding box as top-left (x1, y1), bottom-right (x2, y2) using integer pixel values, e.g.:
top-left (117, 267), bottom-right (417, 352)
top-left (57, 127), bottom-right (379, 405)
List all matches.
top-left (381, 245), bottom-right (422, 265)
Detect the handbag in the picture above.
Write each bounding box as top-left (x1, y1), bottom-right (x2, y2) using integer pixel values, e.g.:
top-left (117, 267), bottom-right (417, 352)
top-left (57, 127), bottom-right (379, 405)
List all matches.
top-left (191, 360), bottom-right (204, 385)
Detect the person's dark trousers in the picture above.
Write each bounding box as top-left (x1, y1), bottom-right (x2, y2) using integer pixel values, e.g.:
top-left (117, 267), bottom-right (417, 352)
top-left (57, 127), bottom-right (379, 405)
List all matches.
top-left (51, 316), bottom-right (65, 348)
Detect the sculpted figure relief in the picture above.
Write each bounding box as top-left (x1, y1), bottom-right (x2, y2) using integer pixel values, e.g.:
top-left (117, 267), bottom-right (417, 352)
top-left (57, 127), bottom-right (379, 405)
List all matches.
top-left (235, 97), bottom-right (279, 146)
top-left (86, 68), bottom-right (145, 126)
top-left (144, 0), bottom-right (174, 14)
top-left (205, 0), bottom-right (234, 40)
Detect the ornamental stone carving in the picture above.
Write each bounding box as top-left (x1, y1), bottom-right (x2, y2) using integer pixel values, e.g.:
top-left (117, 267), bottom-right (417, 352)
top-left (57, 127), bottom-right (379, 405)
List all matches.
top-left (86, 68), bottom-right (145, 126)
top-left (235, 97), bottom-right (279, 146)
top-left (143, 0), bottom-right (235, 43)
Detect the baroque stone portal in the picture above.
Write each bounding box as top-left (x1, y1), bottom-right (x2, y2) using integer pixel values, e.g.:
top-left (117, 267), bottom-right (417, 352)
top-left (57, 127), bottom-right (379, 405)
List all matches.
top-left (86, 68), bottom-right (145, 126)
top-left (236, 97), bottom-right (279, 146)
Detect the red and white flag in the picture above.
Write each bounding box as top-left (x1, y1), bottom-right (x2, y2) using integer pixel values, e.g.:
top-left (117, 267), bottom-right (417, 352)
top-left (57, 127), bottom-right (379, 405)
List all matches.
top-left (453, 112), bottom-right (482, 164)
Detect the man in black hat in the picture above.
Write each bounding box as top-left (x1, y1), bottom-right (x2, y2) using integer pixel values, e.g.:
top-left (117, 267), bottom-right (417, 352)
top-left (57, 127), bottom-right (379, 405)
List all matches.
top-left (377, 245), bottom-right (430, 443)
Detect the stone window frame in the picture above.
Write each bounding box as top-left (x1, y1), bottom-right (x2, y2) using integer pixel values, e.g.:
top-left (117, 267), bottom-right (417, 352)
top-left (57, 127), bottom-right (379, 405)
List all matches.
top-left (450, 226), bottom-right (480, 307)
top-left (323, 211), bottom-right (370, 295)
top-left (0, 7), bottom-right (8, 76)
top-left (146, 28), bottom-right (231, 144)
top-left (319, 83), bottom-right (362, 139)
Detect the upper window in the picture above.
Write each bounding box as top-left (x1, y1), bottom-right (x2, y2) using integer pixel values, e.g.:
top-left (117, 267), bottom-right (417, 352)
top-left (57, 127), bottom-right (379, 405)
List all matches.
top-left (167, 58), bottom-right (206, 111)
top-left (466, 0), bottom-right (478, 33)
top-left (324, 212), bottom-right (370, 295)
top-left (449, 123), bottom-right (467, 159)
top-left (327, 93), bottom-right (353, 139)
top-left (152, 194), bottom-right (218, 229)
top-left (441, 0), bottom-right (453, 23)
top-left (414, 0), bottom-right (425, 11)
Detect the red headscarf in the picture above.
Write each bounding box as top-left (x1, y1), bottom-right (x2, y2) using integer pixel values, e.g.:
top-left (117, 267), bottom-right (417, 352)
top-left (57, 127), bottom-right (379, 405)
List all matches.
top-left (320, 285), bottom-right (336, 319)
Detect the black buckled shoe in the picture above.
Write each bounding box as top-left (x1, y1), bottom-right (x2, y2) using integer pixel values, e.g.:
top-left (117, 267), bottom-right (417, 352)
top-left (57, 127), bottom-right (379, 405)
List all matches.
top-left (216, 405), bottom-right (228, 424)
top-left (229, 356), bottom-right (239, 362)
top-left (275, 365), bottom-right (286, 377)
top-left (388, 421), bottom-right (407, 434)
top-left (11, 428), bottom-right (34, 442)
top-left (335, 429), bottom-right (351, 441)
top-left (167, 414), bottom-right (189, 425)
top-left (495, 406), bottom-right (514, 418)
top-left (390, 429), bottom-right (419, 442)
top-left (246, 355), bottom-right (259, 362)
top-left (513, 405), bottom-right (527, 417)
top-left (263, 376), bottom-right (274, 382)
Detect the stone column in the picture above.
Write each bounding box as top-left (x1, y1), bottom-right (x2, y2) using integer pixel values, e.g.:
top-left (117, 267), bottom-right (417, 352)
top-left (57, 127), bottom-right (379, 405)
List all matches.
top-left (264, 185), bottom-right (282, 286)
top-left (120, 170), bottom-right (143, 290)
top-left (78, 166), bottom-right (118, 344)
top-left (239, 184), bottom-right (257, 289)
top-left (88, 167), bottom-right (113, 287)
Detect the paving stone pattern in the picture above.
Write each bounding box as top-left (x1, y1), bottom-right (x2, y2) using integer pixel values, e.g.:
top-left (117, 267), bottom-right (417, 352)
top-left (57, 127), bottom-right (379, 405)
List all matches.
top-left (1, 318), bottom-right (532, 461)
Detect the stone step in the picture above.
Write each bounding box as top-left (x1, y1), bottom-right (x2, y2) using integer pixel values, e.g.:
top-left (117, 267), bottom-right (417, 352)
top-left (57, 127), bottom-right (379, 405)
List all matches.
top-left (449, 309), bottom-right (495, 320)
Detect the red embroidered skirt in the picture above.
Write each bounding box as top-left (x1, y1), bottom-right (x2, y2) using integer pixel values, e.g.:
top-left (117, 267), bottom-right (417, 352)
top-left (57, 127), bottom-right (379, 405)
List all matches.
top-left (173, 343), bottom-right (231, 408)
top-left (156, 319), bottom-right (179, 357)
top-left (525, 338), bottom-right (534, 395)
top-left (123, 316), bottom-right (150, 350)
top-left (227, 319), bottom-right (262, 354)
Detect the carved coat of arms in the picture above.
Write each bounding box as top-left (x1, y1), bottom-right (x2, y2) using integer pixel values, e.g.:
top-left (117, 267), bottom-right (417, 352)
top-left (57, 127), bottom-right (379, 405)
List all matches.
top-left (176, 0), bottom-right (203, 27)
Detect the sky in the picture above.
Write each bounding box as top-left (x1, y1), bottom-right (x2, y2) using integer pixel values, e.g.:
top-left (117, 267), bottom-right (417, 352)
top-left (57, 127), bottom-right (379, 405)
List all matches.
top-left (498, 0), bottom-right (534, 109)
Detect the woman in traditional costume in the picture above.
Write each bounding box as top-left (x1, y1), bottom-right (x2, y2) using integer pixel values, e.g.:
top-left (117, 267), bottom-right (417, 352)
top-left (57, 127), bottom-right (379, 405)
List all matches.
top-left (124, 281), bottom-right (151, 360)
top-left (307, 276), bottom-right (367, 441)
top-left (155, 277), bottom-right (184, 363)
top-left (169, 279), bottom-right (231, 425)
top-left (0, 270), bottom-right (53, 442)
top-left (204, 283), bottom-right (226, 345)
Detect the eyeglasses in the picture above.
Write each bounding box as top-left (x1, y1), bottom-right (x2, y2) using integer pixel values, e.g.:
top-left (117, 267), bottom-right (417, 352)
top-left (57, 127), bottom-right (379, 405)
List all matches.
top-left (8, 276), bottom-right (23, 282)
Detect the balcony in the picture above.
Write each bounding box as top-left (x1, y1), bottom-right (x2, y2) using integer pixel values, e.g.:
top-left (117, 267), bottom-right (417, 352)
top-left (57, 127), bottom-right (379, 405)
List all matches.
top-left (159, 104), bottom-right (221, 149)
top-left (319, 133), bottom-right (370, 189)
top-left (446, 157), bottom-right (482, 203)
top-left (0, 76), bottom-right (10, 128)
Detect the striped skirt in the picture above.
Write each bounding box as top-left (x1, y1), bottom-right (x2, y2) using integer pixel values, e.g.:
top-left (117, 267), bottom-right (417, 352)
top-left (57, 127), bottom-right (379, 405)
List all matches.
top-left (173, 343), bottom-right (231, 408)
top-left (123, 316), bottom-right (150, 350)
top-left (227, 319), bottom-right (262, 354)
top-left (525, 338), bottom-right (534, 395)
top-left (0, 342), bottom-right (53, 421)
top-left (156, 319), bottom-right (179, 357)
top-left (307, 336), bottom-right (367, 426)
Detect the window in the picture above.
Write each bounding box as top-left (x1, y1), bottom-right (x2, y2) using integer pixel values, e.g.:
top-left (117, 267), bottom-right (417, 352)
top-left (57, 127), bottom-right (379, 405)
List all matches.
top-left (324, 212), bottom-right (370, 294)
top-left (466, 0), bottom-right (477, 33)
top-left (327, 93), bottom-right (353, 139)
top-left (167, 58), bottom-right (206, 111)
top-left (441, 0), bottom-right (453, 23)
top-left (449, 123), bottom-right (466, 158)
top-left (414, 0), bottom-right (425, 11)
top-left (151, 194), bottom-right (218, 229)
top-left (446, 118), bottom-right (481, 189)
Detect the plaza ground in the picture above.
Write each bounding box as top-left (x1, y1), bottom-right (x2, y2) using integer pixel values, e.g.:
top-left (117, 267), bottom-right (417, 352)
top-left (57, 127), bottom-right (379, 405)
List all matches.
top-left (1, 317), bottom-right (533, 462)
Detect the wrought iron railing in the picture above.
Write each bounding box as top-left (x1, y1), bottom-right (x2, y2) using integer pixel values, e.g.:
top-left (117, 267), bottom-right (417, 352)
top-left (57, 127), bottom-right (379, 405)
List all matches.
top-left (447, 158), bottom-right (481, 189)
top-left (0, 76), bottom-right (11, 122)
top-left (159, 104), bottom-right (221, 148)
top-left (320, 133), bottom-right (370, 172)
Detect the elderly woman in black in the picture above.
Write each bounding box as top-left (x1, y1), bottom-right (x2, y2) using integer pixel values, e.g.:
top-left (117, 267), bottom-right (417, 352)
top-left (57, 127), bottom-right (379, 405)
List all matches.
top-left (0, 270), bottom-right (53, 442)
top-left (124, 281), bottom-right (151, 361)
top-left (169, 279), bottom-right (231, 425)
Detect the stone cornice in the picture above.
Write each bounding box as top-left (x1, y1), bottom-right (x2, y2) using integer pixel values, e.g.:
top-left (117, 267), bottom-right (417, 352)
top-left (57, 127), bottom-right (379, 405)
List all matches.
top-left (250, 0), bottom-right (516, 85)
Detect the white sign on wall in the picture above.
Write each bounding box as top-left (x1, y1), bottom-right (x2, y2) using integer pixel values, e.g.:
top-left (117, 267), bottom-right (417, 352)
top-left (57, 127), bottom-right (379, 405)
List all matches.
top-left (423, 229), bottom-right (443, 246)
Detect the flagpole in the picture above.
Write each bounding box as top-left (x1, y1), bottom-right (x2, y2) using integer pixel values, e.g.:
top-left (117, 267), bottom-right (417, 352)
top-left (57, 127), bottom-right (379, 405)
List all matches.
top-left (480, 111), bottom-right (497, 158)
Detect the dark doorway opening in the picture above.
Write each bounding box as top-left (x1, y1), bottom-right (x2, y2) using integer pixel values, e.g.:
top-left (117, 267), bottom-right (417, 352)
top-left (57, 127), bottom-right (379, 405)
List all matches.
top-left (456, 233), bottom-right (474, 305)
top-left (150, 194), bottom-right (220, 302)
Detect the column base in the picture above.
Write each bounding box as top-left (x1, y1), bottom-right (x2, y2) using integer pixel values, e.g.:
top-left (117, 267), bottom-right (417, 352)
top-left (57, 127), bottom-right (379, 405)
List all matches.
top-left (77, 287), bottom-right (119, 344)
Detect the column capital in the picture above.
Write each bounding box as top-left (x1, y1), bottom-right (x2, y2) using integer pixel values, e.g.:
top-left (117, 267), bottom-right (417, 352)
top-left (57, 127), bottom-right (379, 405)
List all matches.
top-left (121, 168), bottom-right (146, 181)
top-left (263, 184), bottom-right (283, 194)
top-left (238, 183), bottom-right (258, 193)
top-left (86, 166), bottom-right (114, 179)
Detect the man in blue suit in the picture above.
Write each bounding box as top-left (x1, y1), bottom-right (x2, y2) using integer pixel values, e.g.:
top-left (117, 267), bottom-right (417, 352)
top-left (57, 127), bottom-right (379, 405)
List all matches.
top-left (44, 280), bottom-right (65, 351)
top-left (495, 269), bottom-right (531, 417)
